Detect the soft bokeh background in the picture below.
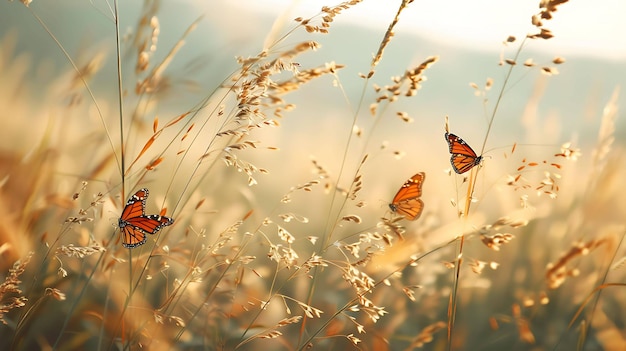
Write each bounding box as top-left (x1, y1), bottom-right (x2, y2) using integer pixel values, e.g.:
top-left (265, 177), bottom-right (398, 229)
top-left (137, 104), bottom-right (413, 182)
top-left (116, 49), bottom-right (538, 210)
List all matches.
top-left (2, 0), bottom-right (624, 189)
top-left (0, 0), bottom-right (625, 350)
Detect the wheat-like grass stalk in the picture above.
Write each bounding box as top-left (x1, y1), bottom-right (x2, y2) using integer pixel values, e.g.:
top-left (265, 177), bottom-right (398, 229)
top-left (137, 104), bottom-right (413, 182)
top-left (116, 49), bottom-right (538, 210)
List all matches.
top-left (0, 253), bottom-right (32, 326)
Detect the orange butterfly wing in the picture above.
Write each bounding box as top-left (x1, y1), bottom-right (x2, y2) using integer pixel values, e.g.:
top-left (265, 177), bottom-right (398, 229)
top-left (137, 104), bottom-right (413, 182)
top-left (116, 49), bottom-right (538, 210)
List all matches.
top-left (122, 225), bottom-right (147, 248)
top-left (119, 188), bottom-right (174, 248)
top-left (389, 172), bottom-right (426, 221)
top-left (445, 132), bottom-right (482, 174)
top-left (125, 214), bottom-right (174, 233)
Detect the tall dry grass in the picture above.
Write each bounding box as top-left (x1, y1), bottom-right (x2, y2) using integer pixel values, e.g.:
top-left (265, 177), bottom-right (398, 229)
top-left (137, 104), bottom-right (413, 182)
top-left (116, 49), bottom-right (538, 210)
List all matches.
top-left (0, 0), bottom-right (625, 350)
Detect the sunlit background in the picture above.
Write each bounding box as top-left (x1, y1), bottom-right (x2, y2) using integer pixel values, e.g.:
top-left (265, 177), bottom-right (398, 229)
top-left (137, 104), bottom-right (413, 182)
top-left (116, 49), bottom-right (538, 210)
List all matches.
top-left (235, 0), bottom-right (626, 59)
top-left (2, 0), bottom-right (624, 152)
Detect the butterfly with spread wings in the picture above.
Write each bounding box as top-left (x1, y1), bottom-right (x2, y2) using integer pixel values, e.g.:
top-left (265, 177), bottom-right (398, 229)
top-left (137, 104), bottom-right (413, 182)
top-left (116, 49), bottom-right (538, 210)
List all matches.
top-left (389, 172), bottom-right (426, 220)
top-left (118, 188), bottom-right (174, 248)
top-left (445, 132), bottom-right (483, 174)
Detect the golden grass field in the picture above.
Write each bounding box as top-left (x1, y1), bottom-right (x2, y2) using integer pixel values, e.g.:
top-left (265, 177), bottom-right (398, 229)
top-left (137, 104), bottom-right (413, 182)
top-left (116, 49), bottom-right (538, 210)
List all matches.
top-left (1, 0), bottom-right (625, 350)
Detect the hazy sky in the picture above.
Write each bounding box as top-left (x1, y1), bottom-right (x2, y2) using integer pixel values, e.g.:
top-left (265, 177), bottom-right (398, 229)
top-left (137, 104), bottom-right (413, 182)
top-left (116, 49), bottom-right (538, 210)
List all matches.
top-left (233, 0), bottom-right (626, 60)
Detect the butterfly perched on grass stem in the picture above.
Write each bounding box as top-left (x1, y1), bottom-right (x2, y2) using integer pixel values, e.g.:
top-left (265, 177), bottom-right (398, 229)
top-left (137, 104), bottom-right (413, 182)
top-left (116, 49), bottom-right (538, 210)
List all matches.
top-left (445, 132), bottom-right (483, 174)
top-left (389, 172), bottom-right (426, 220)
top-left (118, 188), bottom-right (174, 248)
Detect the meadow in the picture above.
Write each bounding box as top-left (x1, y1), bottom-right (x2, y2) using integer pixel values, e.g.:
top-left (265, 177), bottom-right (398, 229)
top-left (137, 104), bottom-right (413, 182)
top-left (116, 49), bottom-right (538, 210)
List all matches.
top-left (0, 0), bottom-right (625, 350)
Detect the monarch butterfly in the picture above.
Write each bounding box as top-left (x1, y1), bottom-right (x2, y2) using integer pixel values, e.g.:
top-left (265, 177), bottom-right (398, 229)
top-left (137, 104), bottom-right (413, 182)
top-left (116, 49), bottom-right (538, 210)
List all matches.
top-left (445, 132), bottom-right (483, 174)
top-left (118, 188), bottom-right (174, 248)
top-left (389, 172), bottom-right (426, 220)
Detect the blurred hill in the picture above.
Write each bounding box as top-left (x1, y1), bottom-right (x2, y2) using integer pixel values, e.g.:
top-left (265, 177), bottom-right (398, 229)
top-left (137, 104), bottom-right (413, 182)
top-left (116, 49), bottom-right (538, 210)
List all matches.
top-left (0, 0), bottom-right (623, 149)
